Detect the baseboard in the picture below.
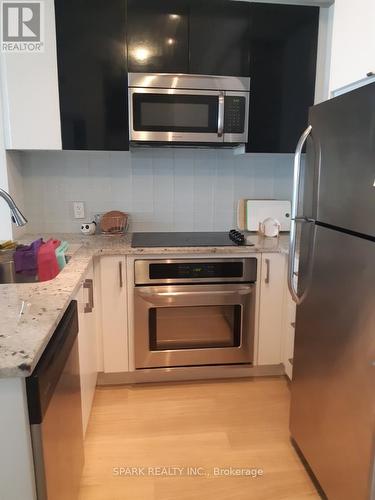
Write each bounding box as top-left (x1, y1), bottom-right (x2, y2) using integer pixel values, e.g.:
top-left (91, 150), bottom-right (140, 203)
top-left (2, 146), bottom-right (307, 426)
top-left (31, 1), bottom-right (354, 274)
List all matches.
top-left (97, 363), bottom-right (285, 385)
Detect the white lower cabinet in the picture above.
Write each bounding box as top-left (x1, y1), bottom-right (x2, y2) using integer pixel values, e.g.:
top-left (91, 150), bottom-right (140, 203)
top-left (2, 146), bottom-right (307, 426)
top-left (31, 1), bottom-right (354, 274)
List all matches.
top-left (93, 253), bottom-right (290, 378)
top-left (75, 262), bottom-right (98, 436)
top-left (257, 253), bottom-right (287, 366)
top-left (99, 256), bottom-right (129, 373)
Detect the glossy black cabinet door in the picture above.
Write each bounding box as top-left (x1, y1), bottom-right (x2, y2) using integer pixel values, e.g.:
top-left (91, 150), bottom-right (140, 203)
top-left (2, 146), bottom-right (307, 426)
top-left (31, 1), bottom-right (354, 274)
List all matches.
top-left (55, 0), bottom-right (128, 151)
top-left (247, 3), bottom-right (319, 153)
top-left (189, 0), bottom-right (251, 77)
top-left (127, 0), bottom-right (189, 74)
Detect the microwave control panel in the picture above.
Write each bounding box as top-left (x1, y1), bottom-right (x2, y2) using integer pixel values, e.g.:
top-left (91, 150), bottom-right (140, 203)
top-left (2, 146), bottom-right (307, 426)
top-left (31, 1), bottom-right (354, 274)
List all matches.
top-left (224, 96), bottom-right (246, 134)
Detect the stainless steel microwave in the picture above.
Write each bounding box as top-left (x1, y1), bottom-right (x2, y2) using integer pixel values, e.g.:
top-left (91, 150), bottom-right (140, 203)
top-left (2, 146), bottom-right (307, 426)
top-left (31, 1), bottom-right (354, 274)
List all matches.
top-left (128, 73), bottom-right (250, 146)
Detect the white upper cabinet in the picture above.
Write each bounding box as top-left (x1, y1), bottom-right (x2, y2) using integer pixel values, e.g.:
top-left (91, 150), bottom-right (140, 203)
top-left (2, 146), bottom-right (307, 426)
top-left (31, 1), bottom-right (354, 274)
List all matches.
top-left (329, 0), bottom-right (375, 93)
top-left (0, 0), bottom-right (61, 149)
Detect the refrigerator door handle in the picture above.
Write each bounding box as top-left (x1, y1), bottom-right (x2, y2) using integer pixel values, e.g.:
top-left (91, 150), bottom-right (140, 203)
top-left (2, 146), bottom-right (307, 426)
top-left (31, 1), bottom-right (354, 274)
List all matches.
top-left (293, 216), bottom-right (315, 223)
top-left (290, 220), bottom-right (317, 305)
top-left (288, 125), bottom-right (313, 304)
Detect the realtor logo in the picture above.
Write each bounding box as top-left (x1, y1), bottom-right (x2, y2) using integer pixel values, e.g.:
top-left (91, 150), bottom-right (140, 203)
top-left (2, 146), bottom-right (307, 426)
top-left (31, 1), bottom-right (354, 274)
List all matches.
top-left (1, 1), bottom-right (44, 52)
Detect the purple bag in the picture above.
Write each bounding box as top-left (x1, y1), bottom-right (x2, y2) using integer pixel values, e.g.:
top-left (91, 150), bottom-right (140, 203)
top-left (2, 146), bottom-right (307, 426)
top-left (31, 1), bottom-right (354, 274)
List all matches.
top-left (14, 238), bottom-right (43, 276)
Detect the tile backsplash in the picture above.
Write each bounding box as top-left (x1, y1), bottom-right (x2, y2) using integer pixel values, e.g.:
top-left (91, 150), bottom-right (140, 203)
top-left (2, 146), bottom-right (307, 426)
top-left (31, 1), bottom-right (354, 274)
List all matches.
top-left (20, 148), bottom-right (294, 233)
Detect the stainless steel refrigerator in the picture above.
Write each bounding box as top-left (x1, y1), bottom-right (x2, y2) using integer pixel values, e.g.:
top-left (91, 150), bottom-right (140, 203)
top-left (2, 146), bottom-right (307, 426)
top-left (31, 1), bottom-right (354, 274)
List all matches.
top-left (287, 82), bottom-right (375, 500)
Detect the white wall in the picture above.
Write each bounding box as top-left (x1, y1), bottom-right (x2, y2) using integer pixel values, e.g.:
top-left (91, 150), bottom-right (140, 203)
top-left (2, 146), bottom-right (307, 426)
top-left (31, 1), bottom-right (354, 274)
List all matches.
top-left (314, 5), bottom-right (334, 103)
top-left (0, 152), bottom-right (26, 241)
top-left (0, 77), bottom-right (26, 241)
top-left (20, 149), bottom-right (294, 234)
top-left (0, 158), bottom-right (12, 241)
top-left (0, 378), bottom-right (37, 500)
top-left (0, 94), bottom-right (12, 240)
top-left (6, 151), bottom-right (27, 239)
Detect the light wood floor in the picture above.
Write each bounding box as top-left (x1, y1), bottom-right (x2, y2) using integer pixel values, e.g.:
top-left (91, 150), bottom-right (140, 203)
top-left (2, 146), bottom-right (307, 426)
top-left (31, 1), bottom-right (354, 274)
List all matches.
top-left (79, 377), bottom-right (320, 500)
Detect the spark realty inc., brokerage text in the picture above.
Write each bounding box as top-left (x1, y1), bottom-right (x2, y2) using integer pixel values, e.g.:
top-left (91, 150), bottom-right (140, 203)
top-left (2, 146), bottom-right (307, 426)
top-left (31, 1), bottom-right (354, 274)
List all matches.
top-left (113, 466), bottom-right (264, 478)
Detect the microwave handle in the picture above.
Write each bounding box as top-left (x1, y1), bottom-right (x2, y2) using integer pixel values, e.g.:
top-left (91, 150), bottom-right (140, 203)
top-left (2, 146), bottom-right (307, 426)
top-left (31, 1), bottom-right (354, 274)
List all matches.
top-left (217, 92), bottom-right (224, 137)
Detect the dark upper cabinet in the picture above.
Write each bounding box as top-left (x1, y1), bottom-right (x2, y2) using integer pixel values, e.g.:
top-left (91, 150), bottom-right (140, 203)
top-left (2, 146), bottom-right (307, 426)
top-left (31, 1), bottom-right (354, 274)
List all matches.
top-left (127, 0), bottom-right (250, 77)
top-left (189, 0), bottom-right (251, 77)
top-left (54, 0), bottom-right (128, 151)
top-left (54, 0), bottom-right (319, 153)
top-left (127, 0), bottom-right (189, 74)
top-left (247, 3), bottom-right (319, 153)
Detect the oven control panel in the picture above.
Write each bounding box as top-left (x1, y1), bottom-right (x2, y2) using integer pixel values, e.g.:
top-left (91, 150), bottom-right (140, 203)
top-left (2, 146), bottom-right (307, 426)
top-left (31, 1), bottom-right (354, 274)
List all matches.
top-left (134, 258), bottom-right (258, 285)
top-left (149, 261), bottom-right (244, 280)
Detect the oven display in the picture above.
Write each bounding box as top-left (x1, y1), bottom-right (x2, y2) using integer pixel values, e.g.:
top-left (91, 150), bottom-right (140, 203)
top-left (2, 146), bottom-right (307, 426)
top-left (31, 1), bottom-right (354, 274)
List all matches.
top-left (149, 262), bottom-right (243, 280)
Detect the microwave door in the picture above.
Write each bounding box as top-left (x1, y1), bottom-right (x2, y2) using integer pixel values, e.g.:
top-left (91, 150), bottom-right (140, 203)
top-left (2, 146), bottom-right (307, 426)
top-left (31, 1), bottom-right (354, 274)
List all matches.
top-left (129, 88), bottom-right (224, 143)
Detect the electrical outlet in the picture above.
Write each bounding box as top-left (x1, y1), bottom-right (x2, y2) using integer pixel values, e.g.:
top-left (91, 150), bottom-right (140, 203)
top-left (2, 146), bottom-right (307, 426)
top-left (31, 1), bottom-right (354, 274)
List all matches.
top-left (73, 201), bottom-right (85, 219)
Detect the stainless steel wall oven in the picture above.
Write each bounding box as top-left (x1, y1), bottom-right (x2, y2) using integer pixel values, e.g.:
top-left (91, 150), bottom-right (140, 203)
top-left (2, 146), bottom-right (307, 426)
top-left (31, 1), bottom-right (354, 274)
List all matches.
top-left (133, 258), bottom-right (257, 369)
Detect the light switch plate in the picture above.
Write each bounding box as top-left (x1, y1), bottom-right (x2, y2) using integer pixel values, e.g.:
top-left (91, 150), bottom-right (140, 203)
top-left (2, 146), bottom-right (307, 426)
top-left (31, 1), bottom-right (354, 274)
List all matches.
top-left (73, 201), bottom-right (85, 219)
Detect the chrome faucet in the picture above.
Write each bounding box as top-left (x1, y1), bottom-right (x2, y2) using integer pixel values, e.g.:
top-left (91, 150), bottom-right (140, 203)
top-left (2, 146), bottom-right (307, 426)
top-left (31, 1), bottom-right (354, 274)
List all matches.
top-left (0, 188), bottom-right (27, 227)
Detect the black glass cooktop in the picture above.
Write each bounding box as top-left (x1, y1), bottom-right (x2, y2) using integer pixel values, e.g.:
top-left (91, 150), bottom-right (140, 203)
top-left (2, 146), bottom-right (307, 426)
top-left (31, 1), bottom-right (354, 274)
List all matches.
top-left (131, 231), bottom-right (253, 248)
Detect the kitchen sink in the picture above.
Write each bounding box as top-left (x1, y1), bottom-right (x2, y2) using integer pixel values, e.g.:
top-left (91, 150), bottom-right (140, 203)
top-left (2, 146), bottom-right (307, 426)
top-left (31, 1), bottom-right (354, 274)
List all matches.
top-left (0, 251), bottom-right (71, 284)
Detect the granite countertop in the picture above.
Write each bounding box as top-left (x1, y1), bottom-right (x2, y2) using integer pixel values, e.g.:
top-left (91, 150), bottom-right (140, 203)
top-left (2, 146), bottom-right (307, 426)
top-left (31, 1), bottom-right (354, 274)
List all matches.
top-left (0, 232), bottom-right (289, 378)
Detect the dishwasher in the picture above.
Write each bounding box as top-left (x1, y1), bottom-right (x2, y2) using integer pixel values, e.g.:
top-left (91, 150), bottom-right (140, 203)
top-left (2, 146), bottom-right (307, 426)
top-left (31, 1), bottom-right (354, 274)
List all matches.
top-left (26, 300), bottom-right (84, 500)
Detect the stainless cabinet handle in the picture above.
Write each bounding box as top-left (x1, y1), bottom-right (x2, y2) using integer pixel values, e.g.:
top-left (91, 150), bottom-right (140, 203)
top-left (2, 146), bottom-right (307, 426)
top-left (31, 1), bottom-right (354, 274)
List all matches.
top-left (83, 279), bottom-right (94, 313)
top-left (288, 125), bottom-right (312, 304)
top-left (265, 258), bottom-right (270, 284)
top-left (119, 261), bottom-right (123, 288)
top-left (217, 92), bottom-right (224, 137)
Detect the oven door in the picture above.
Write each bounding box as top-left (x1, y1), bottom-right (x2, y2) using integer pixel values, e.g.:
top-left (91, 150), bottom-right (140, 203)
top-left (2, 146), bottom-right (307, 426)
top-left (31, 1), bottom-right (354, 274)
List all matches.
top-left (134, 283), bottom-right (255, 369)
top-left (129, 88), bottom-right (225, 143)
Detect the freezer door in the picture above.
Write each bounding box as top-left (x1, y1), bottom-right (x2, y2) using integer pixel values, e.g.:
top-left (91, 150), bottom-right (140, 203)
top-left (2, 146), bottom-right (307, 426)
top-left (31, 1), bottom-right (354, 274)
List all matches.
top-left (308, 82), bottom-right (375, 237)
top-left (290, 225), bottom-right (375, 500)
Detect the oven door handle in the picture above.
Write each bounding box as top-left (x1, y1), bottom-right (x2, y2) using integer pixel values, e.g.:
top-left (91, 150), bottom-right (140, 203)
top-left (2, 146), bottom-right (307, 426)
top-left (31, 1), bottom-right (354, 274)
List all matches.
top-left (137, 289), bottom-right (252, 297)
top-left (135, 287), bottom-right (253, 305)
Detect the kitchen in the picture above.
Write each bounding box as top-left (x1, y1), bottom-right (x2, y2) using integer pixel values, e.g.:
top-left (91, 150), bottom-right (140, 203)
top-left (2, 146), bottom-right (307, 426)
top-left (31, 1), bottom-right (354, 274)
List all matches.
top-left (0, 0), bottom-right (374, 499)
